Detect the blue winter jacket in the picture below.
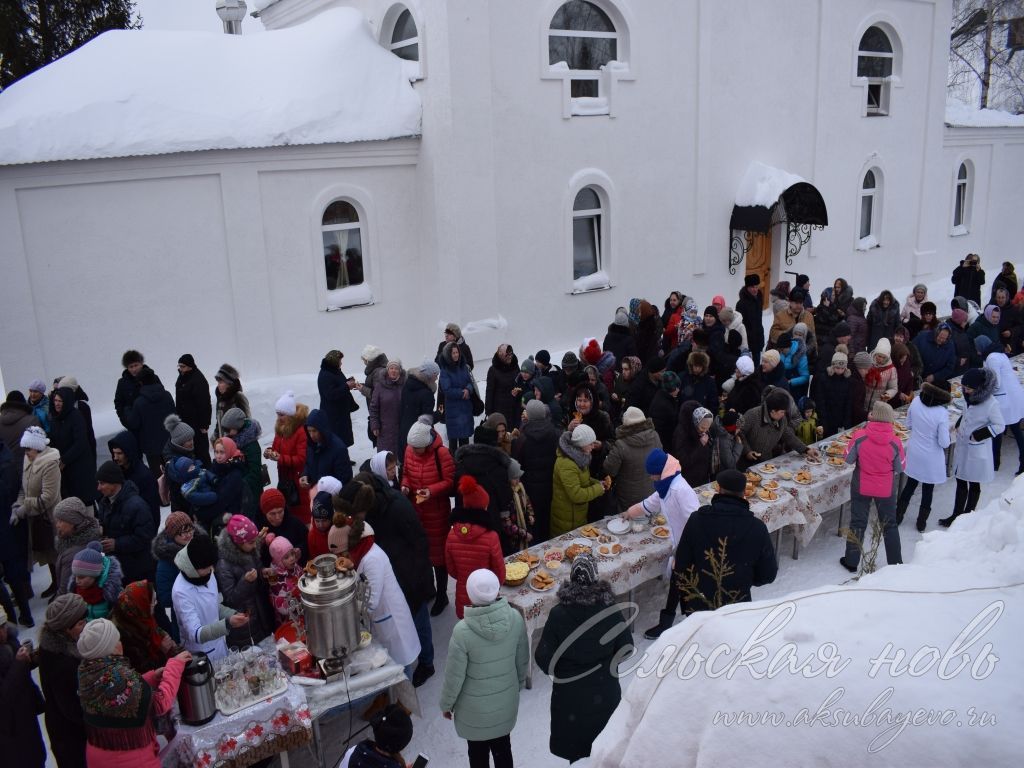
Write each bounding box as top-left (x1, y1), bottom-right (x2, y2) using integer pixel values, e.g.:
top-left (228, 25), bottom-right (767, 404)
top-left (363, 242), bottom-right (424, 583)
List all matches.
top-left (913, 328), bottom-right (956, 383)
top-left (440, 361), bottom-right (475, 440)
top-left (781, 339), bottom-right (810, 388)
top-left (304, 408), bottom-right (353, 486)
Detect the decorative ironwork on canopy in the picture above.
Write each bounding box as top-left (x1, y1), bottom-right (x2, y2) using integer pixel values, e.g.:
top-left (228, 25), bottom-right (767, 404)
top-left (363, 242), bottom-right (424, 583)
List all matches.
top-left (728, 182), bottom-right (828, 274)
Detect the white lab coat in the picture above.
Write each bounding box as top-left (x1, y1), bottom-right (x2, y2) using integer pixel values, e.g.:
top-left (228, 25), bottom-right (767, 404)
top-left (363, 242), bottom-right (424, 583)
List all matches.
top-left (357, 544), bottom-right (421, 668)
top-left (904, 397), bottom-right (951, 485)
top-left (172, 571), bottom-right (229, 661)
top-left (952, 394), bottom-right (1005, 483)
top-left (638, 473), bottom-right (700, 575)
top-left (984, 352), bottom-right (1024, 425)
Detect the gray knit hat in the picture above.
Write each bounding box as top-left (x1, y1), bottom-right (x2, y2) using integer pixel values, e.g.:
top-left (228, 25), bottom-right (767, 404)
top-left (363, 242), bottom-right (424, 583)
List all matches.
top-left (220, 407), bottom-right (247, 431)
top-left (508, 458), bottom-right (524, 480)
top-left (407, 420), bottom-right (433, 449)
top-left (77, 618), bottom-right (120, 659)
top-left (53, 496), bottom-right (94, 528)
top-left (419, 360), bottom-right (440, 379)
top-left (45, 593), bottom-right (87, 632)
top-left (164, 414), bottom-right (195, 448)
top-left (570, 424), bottom-right (597, 447)
top-left (525, 399), bottom-right (548, 422)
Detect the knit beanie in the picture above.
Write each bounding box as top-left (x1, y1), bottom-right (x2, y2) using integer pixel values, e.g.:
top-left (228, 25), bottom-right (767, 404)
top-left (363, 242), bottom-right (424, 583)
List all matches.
top-left (28, 378), bottom-right (47, 394)
top-left (792, 322), bottom-right (808, 339)
top-left (703, 305), bottom-right (719, 320)
top-left (317, 476), bottom-right (343, 495)
top-left (762, 349), bottom-right (781, 369)
top-left (466, 568), bottom-right (500, 606)
top-left (77, 618), bottom-right (120, 660)
top-left (561, 351), bottom-right (579, 371)
top-left (458, 475), bottom-right (490, 510)
top-left (718, 306), bottom-right (735, 324)
top-left (386, 357), bottom-right (403, 372)
top-left (984, 304), bottom-right (1000, 323)
top-left (275, 390), bottom-right (297, 416)
top-left (407, 420), bottom-right (433, 449)
top-left (95, 461), bottom-right (124, 485)
top-left (581, 339), bottom-right (603, 365)
top-left (312, 492), bottom-right (334, 521)
top-left (831, 351), bottom-right (849, 368)
top-left (765, 390), bottom-right (791, 412)
top-left (361, 345), bottom-right (385, 363)
top-left (660, 371), bottom-right (681, 392)
top-left (484, 413), bottom-right (507, 431)
top-left (535, 349), bottom-right (551, 366)
top-left (962, 368), bottom-right (985, 390)
top-left (372, 704), bottom-right (414, 754)
top-left (45, 593), bottom-right (88, 632)
top-left (57, 375), bottom-right (79, 391)
top-left (20, 425), bottom-right (49, 451)
top-left (717, 469), bottom-right (747, 495)
top-left (220, 407), bottom-right (247, 432)
top-left (327, 525), bottom-right (349, 554)
top-left (508, 458), bottom-right (524, 481)
top-left (163, 511), bottom-right (193, 539)
top-left (268, 535), bottom-right (298, 565)
top-left (646, 355), bottom-right (666, 374)
top-left (418, 360), bottom-right (440, 379)
top-left (54, 496), bottom-right (94, 528)
top-left (645, 448), bottom-right (669, 476)
top-left (71, 541), bottom-right (106, 578)
top-left (614, 307), bottom-right (630, 327)
top-left (178, 353), bottom-right (196, 368)
top-left (226, 514), bottom-right (258, 545)
top-left (869, 401), bottom-right (895, 424)
top-left (871, 338), bottom-right (892, 359)
top-left (951, 308), bottom-right (968, 325)
top-left (260, 488), bottom-right (286, 516)
top-left (524, 399), bottom-right (548, 422)
top-left (974, 335), bottom-right (993, 356)
top-left (921, 301), bottom-right (937, 316)
top-left (735, 356), bottom-right (755, 377)
top-left (187, 534), bottom-right (220, 570)
top-left (570, 552), bottom-right (599, 586)
top-left (621, 406), bottom-right (645, 427)
top-left (519, 355), bottom-right (536, 375)
top-left (164, 414), bottom-right (195, 449)
top-left (570, 424), bottom-right (597, 447)
top-left (853, 352), bottom-right (873, 371)
top-left (833, 321), bottom-right (852, 338)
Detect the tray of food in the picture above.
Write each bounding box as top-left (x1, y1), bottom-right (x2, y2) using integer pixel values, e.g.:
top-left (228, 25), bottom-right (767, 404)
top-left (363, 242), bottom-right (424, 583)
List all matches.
top-left (529, 569), bottom-right (558, 592)
top-left (745, 471), bottom-right (763, 485)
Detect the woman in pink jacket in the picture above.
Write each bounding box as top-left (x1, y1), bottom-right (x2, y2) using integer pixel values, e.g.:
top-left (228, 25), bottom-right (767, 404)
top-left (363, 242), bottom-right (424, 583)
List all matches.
top-left (76, 618), bottom-right (190, 768)
top-left (840, 401), bottom-right (906, 573)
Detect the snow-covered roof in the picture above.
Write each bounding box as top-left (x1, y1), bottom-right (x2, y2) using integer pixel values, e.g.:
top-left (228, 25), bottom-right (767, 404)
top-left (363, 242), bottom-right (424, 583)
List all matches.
top-left (0, 8), bottom-right (421, 165)
top-left (734, 161), bottom-right (805, 208)
top-left (945, 98), bottom-right (1024, 128)
top-left (251, 0), bottom-right (279, 12)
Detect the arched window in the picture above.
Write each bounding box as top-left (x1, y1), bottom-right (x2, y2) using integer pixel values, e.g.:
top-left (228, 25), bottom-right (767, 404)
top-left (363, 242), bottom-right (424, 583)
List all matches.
top-left (857, 169), bottom-right (881, 249)
top-left (953, 162), bottom-right (970, 232)
top-left (389, 7), bottom-right (419, 61)
top-left (857, 25), bottom-right (896, 116)
top-left (549, 1), bottom-right (618, 99)
top-left (321, 200), bottom-right (365, 290)
top-left (572, 186), bottom-right (604, 279)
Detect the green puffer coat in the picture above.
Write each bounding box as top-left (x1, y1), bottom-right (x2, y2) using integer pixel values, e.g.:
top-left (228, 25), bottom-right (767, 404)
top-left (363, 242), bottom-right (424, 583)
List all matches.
top-left (439, 597), bottom-right (528, 742)
top-left (550, 432), bottom-right (605, 536)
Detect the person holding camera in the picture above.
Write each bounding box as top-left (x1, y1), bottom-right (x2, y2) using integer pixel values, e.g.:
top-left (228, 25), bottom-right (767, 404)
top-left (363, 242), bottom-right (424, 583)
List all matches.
top-left (952, 254), bottom-right (986, 306)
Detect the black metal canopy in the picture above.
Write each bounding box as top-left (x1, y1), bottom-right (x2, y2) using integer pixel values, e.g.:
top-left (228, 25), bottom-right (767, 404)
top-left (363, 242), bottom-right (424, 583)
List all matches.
top-left (728, 181), bottom-right (828, 274)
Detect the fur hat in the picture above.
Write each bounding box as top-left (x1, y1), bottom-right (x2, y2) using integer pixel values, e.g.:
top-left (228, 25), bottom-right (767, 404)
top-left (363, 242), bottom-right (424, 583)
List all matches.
top-left (445, 322), bottom-right (462, 338)
top-left (57, 375), bottom-right (79, 391)
top-left (761, 349), bottom-right (781, 369)
top-left (72, 541), bottom-right (106, 578)
top-left (215, 363), bottom-right (240, 385)
top-left (921, 301), bottom-right (937, 316)
top-left (525, 399), bottom-right (548, 422)
top-left (317, 476), bottom-right (343, 495)
top-left (20, 425), bottom-right (49, 451)
top-left (570, 424), bottom-right (597, 447)
top-left (163, 511), bottom-right (193, 539)
top-left (621, 406), bottom-right (645, 427)
top-left (581, 339), bottom-right (603, 365)
top-left (95, 461), bottom-right (124, 485)
top-left (407, 420), bottom-right (433, 449)
top-left (466, 568), bottom-right (500, 606)
top-left (226, 514), bottom-right (258, 545)
top-left (869, 401), bottom-right (895, 424)
top-left (735, 356), bottom-right (755, 377)
top-left (920, 381), bottom-right (952, 407)
top-left (687, 350), bottom-right (710, 373)
top-left (77, 618), bottom-right (120, 659)
top-left (220, 407), bottom-right (247, 432)
top-left (275, 390), bottom-right (297, 416)
top-left (458, 475), bottom-right (490, 510)
top-left (645, 448), bottom-right (669, 476)
top-left (54, 497), bottom-right (94, 528)
top-left (717, 469), bottom-right (747, 495)
top-left (765, 390), bottom-right (790, 412)
top-left (744, 273), bottom-right (761, 287)
top-left (164, 414), bottom-right (195, 448)
top-left (260, 488), bottom-right (286, 516)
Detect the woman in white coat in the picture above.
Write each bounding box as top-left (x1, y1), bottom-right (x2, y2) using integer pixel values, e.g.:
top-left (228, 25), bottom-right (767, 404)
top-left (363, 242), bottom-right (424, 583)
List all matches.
top-left (896, 382), bottom-right (952, 532)
top-left (941, 368), bottom-right (1005, 527)
top-left (984, 350), bottom-right (1024, 474)
top-left (349, 520), bottom-right (420, 671)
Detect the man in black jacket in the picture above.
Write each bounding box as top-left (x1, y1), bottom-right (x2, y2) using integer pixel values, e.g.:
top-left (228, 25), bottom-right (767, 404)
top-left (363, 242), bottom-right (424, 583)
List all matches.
top-left (736, 274), bottom-right (766, 365)
top-left (673, 468), bottom-right (777, 615)
top-left (175, 354), bottom-right (212, 466)
top-left (108, 431), bottom-right (160, 527)
top-left (94, 462), bottom-right (157, 584)
top-left (951, 254), bottom-right (985, 306)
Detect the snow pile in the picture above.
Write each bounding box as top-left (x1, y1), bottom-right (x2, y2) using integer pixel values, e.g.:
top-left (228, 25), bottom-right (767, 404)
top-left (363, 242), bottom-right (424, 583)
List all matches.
top-left (945, 98), bottom-right (1024, 128)
top-left (734, 161), bottom-right (805, 208)
top-left (0, 8), bottom-right (421, 165)
top-left (588, 477), bottom-right (1024, 767)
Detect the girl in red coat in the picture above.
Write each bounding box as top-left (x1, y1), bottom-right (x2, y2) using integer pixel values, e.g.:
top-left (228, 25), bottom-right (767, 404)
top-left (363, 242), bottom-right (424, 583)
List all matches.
top-left (444, 476), bottom-right (505, 619)
top-left (402, 419), bottom-right (456, 615)
top-left (264, 392), bottom-right (309, 524)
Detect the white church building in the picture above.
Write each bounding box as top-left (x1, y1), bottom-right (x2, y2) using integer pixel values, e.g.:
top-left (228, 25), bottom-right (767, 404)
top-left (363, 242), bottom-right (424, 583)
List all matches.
top-left (1, 0), bottom-right (1023, 395)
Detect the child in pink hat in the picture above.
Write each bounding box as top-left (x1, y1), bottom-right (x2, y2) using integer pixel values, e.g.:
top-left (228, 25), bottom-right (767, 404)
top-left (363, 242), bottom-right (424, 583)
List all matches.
top-left (264, 534), bottom-right (304, 625)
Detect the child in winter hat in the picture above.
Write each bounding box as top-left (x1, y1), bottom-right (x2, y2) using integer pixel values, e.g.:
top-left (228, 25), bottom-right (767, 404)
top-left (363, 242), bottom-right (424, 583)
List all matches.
top-left (71, 541), bottom-right (123, 620)
top-left (226, 514), bottom-right (259, 547)
top-left (309, 492), bottom-right (334, 559)
top-left (266, 534), bottom-right (303, 624)
top-left (275, 390), bottom-right (297, 416)
top-left (317, 475), bottom-right (343, 496)
top-left (164, 414), bottom-right (195, 450)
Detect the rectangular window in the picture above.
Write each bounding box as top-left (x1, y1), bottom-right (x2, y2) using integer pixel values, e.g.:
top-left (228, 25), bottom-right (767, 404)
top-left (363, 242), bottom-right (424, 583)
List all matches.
top-left (954, 183), bottom-right (966, 228)
top-left (859, 196), bottom-right (873, 240)
top-left (322, 229), bottom-right (364, 290)
top-left (572, 216), bottom-right (600, 278)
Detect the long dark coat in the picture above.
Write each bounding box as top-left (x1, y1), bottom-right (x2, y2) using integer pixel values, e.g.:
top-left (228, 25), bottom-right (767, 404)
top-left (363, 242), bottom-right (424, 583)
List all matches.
top-left (535, 581), bottom-right (633, 763)
top-left (736, 286), bottom-right (766, 354)
top-left (318, 357), bottom-right (358, 447)
top-left (124, 378), bottom-right (176, 461)
top-left (485, 352), bottom-right (522, 430)
top-left (37, 627), bottom-right (86, 768)
top-left (47, 387), bottom-right (95, 504)
top-left (175, 366), bottom-right (213, 434)
top-left (511, 417), bottom-right (560, 542)
top-left (397, 370), bottom-right (437, 459)
top-left (0, 630), bottom-right (46, 768)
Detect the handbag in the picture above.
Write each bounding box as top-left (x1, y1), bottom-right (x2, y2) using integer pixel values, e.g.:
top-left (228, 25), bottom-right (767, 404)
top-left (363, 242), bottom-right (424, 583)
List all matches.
top-left (469, 378), bottom-right (485, 417)
top-left (278, 474), bottom-right (301, 507)
top-left (260, 463), bottom-right (272, 487)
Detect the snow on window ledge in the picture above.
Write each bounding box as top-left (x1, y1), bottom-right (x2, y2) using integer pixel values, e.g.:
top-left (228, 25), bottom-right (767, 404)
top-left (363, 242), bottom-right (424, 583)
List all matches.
top-left (855, 235), bottom-right (879, 251)
top-left (950, 225), bottom-right (969, 237)
top-left (401, 59), bottom-right (422, 82)
top-left (571, 270), bottom-right (612, 294)
top-left (325, 283), bottom-right (374, 311)
top-left (571, 97), bottom-right (609, 116)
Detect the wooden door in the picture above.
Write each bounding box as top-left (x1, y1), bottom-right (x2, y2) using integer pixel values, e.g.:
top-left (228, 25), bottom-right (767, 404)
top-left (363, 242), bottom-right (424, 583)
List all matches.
top-left (745, 232), bottom-right (772, 309)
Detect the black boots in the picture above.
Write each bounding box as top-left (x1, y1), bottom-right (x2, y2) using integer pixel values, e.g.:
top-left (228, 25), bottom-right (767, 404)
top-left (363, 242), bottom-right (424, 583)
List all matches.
top-left (430, 567), bottom-right (449, 616)
top-left (411, 663), bottom-right (435, 687)
top-left (916, 512), bottom-right (929, 532)
top-left (643, 610), bottom-right (676, 640)
top-left (938, 513), bottom-right (958, 528)
top-left (12, 582), bottom-right (34, 627)
top-left (430, 593), bottom-right (449, 617)
top-left (839, 557), bottom-right (857, 573)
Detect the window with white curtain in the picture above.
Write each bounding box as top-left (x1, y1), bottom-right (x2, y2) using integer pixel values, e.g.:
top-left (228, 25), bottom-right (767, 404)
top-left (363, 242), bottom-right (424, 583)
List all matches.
top-left (321, 200), bottom-right (365, 290)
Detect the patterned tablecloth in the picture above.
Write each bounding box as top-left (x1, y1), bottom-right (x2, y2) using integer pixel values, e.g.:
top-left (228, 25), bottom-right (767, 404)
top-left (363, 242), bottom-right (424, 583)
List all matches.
top-left (163, 681), bottom-right (312, 768)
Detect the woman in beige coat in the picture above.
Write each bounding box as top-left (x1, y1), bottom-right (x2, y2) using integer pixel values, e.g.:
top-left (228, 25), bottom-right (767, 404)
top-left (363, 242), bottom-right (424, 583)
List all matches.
top-left (14, 425), bottom-right (62, 599)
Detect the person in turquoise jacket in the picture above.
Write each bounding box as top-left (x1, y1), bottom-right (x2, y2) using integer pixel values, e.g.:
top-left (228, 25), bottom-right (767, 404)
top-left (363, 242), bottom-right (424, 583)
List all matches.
top-left (440, 568), bottom-right (528, 768)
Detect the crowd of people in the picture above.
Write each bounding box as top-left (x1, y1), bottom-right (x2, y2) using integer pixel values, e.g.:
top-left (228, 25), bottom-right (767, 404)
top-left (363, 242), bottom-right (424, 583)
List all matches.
top-left (1, 253), bottom-right (1021, 767)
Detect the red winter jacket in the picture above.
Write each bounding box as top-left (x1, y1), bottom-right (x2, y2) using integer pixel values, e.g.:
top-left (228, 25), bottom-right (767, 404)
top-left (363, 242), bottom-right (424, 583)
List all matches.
top-left (272, 406), bottom-right (309, 524)
top-left (445, 511), bottom-right (506, 619)
top-left (844, 421), bottom-right (906, 498)
top-left (402, 434), bottom-right (455, 566)
top-left (308, 525), bottom-right (330, 560)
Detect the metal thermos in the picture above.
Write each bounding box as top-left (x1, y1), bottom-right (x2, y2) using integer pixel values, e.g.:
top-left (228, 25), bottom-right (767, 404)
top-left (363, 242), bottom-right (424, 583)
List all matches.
top-left (177, 651), bottom-right (218, 725)
top-left (299, 554), bottom-right (367, 659)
